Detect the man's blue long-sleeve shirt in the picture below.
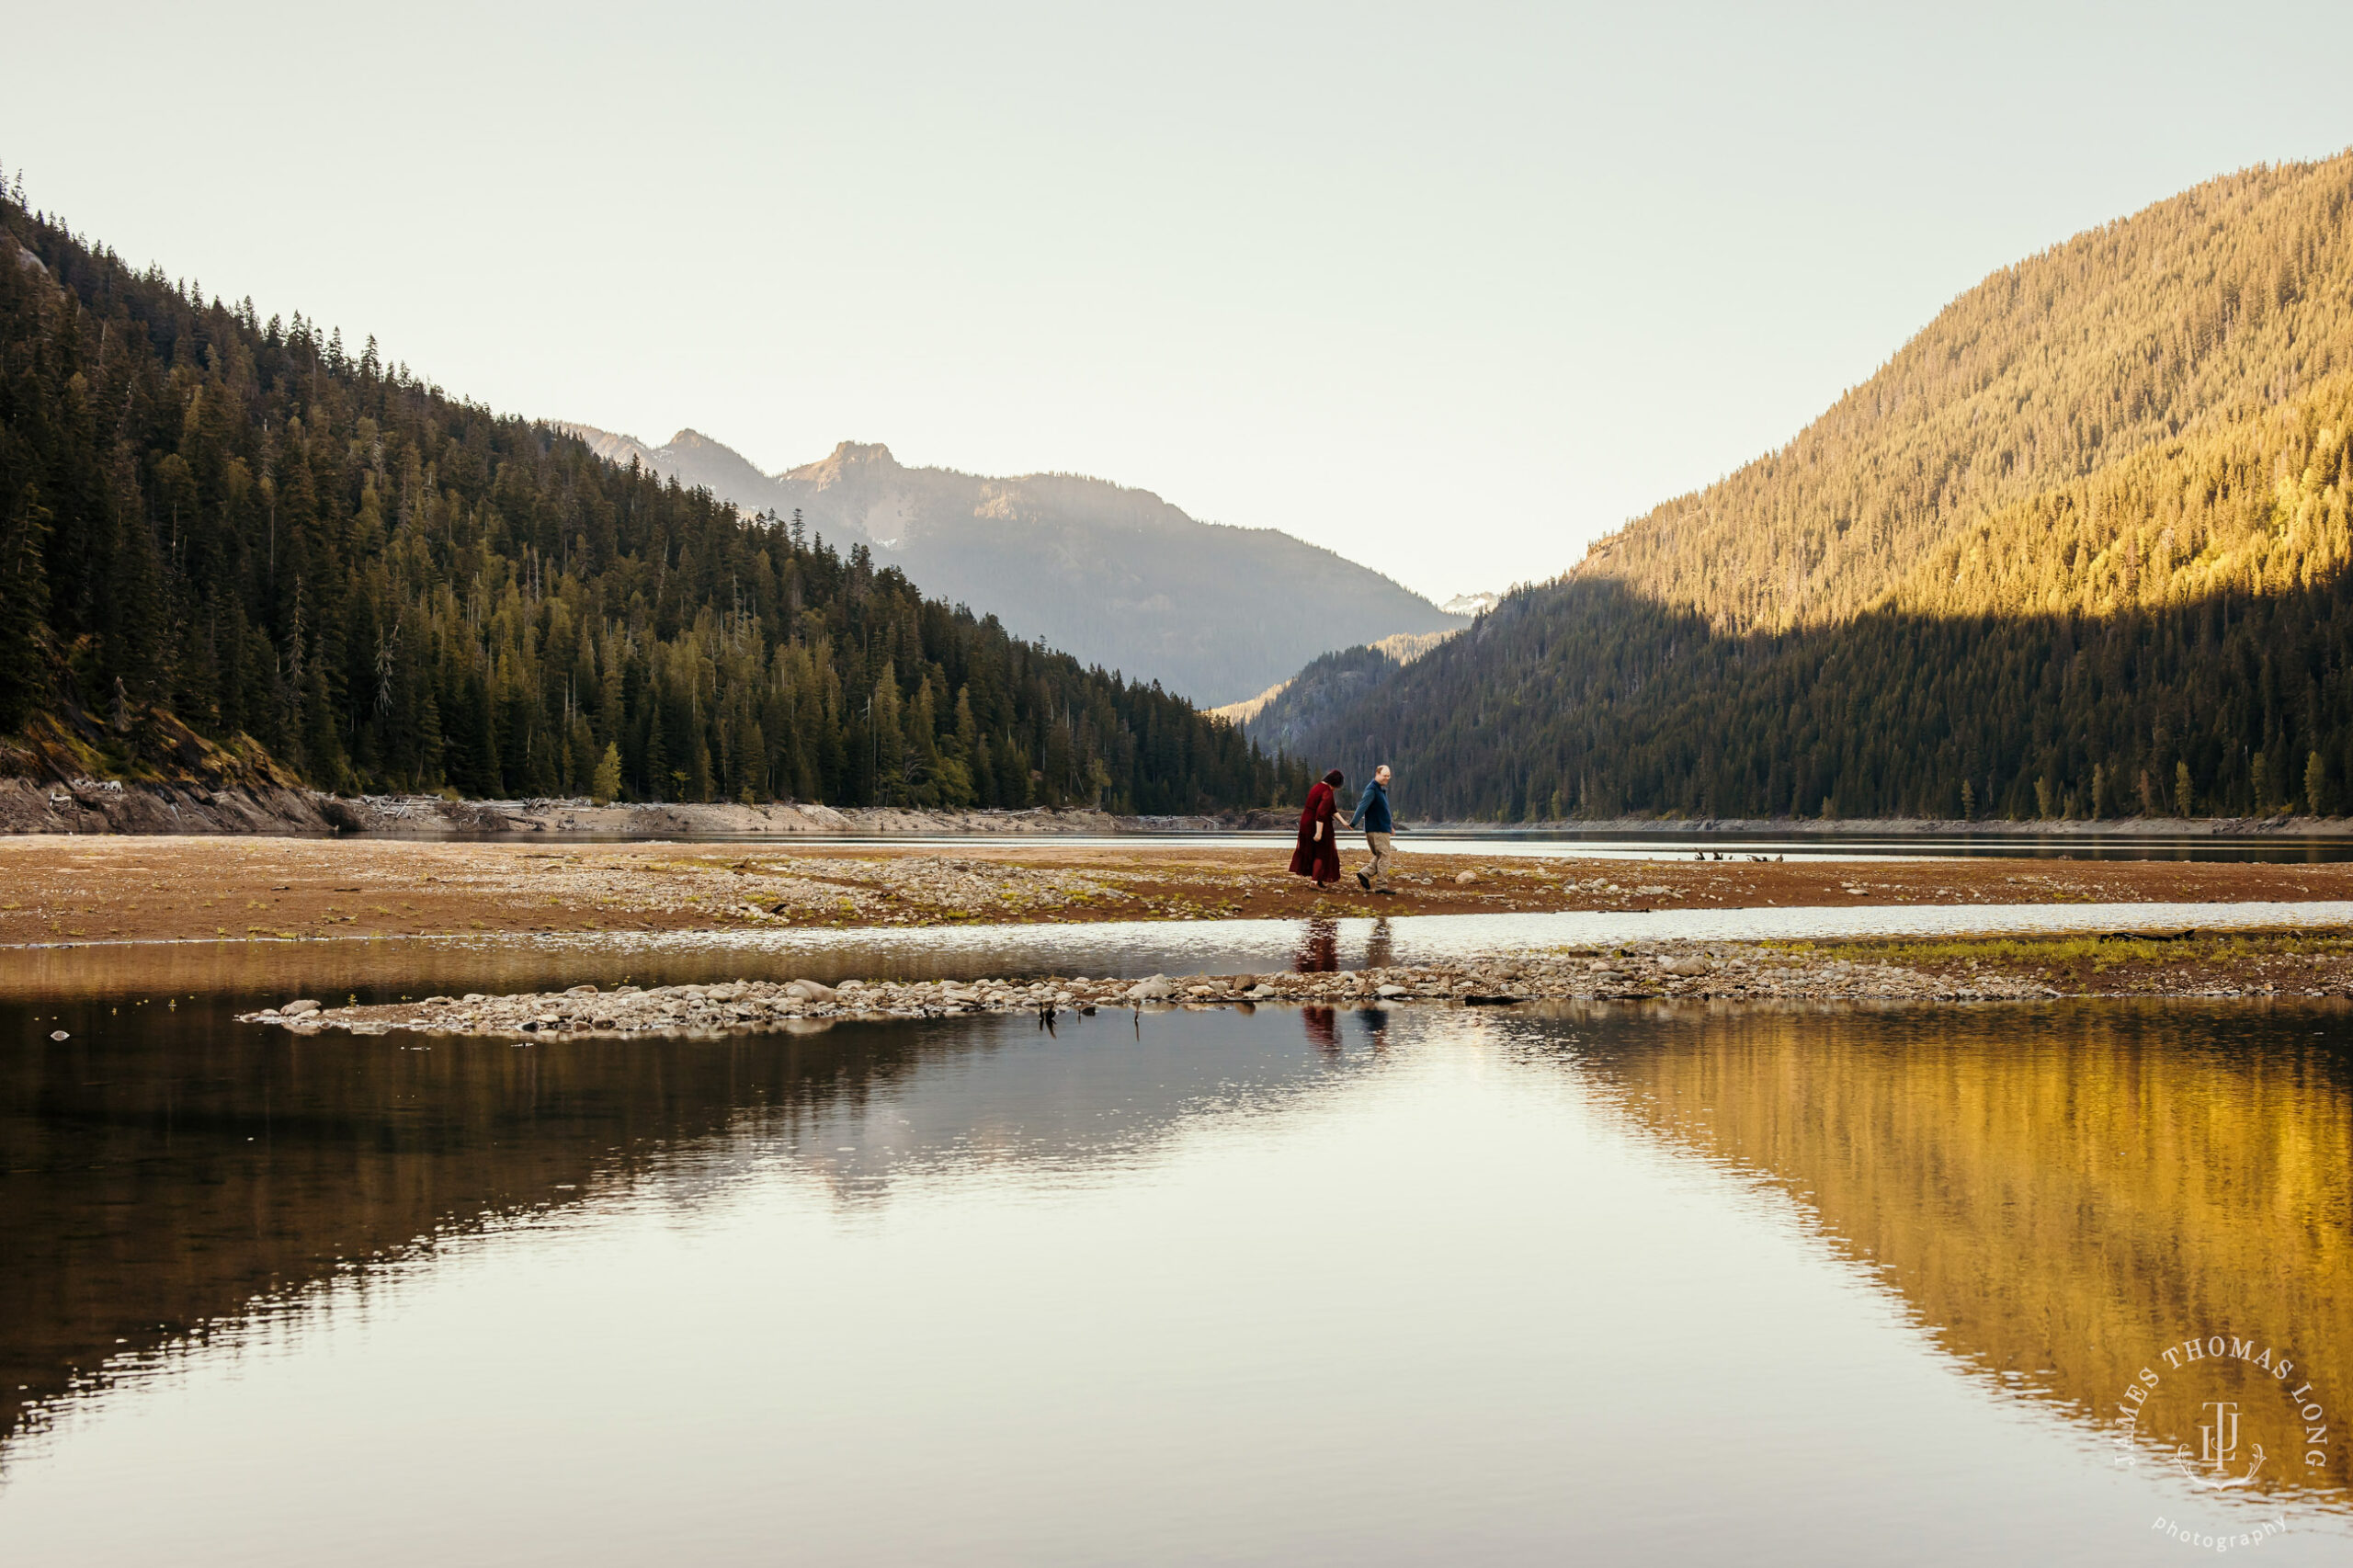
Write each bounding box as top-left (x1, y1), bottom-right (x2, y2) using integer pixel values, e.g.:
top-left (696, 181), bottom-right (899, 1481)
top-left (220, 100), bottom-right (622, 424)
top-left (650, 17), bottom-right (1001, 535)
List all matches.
top-left (1353, 780), bottom-right (1392, 833)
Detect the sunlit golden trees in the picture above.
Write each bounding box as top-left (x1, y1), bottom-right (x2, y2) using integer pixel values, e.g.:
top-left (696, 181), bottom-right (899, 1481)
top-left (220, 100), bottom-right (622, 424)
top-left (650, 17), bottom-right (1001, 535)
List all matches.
top-left (1586, 153), bottom-right (2353, 632)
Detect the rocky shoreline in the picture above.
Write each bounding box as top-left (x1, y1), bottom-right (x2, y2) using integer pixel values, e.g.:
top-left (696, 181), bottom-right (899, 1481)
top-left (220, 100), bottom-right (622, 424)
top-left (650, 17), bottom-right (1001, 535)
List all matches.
top-left (14, 773), bottom-right (2353, 842)
top-left (1, 782), bottom-right (1271, 838)
top-left (238, 929), bottom-right (2353, 1040)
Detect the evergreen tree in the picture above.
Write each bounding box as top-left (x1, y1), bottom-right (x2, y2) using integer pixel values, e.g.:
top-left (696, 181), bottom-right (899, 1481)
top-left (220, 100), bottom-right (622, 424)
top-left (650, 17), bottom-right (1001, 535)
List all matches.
top-left (0, 483), bottom-right (51, 729)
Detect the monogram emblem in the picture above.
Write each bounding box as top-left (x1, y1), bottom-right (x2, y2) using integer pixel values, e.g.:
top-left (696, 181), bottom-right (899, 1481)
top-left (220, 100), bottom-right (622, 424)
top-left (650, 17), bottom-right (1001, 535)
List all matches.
top-left (2173, 1399), bottom-right (2266, 1489)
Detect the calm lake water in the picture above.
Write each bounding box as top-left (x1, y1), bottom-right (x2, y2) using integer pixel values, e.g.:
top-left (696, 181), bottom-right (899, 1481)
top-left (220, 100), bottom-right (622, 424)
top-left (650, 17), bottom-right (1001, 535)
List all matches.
top-left (3, 947), bottom-right (2348, 1564)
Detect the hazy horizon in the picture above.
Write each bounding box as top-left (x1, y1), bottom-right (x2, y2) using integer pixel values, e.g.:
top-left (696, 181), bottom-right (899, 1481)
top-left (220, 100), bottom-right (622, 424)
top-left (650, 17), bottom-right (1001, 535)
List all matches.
top-left (8, 1), bottom-right (2350, 602)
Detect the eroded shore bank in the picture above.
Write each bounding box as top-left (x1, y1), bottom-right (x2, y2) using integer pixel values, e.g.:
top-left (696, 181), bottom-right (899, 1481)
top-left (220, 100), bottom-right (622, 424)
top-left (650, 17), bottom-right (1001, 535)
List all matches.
top-left (10, 836), bottom-right (2353, 946)
top-left (0, 781), bottom-right (1244, 838)
top-left (234, 927), bottom-right (2353, 1040)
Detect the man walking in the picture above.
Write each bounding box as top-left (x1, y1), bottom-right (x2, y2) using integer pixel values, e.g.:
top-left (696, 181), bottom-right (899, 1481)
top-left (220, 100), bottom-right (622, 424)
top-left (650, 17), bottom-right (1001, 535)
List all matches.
top-left (1349, 764), bottom-right (1395, 892)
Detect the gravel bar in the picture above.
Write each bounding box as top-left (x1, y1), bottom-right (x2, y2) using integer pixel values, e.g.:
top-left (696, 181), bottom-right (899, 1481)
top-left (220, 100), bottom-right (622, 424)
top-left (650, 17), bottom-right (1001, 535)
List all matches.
top-left (242, 939), bottom-right (2157, 1040)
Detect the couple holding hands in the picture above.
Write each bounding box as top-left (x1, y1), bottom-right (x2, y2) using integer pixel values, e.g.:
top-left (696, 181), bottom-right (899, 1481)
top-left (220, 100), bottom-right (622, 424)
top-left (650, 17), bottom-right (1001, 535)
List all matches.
top-left (1289, 765), bottom-right (1394, 894)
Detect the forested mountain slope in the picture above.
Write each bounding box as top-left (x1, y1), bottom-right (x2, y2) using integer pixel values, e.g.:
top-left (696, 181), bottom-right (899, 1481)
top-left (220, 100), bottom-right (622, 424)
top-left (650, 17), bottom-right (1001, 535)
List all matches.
top-left (1586, 153), bottom-right (2353, 631)
top-left (1252, 155), bottom-right (2353, 822)
top-left (561, 426), bottom-right (1465, 707)
top-left (0, 197), bottom-right (1295, 812)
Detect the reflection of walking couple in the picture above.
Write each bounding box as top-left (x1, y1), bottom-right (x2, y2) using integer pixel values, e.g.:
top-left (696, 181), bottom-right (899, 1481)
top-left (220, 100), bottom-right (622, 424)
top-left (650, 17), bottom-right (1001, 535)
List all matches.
top-left (1295, 915), bottom-right (1392, 1054)
top-left (1288, 765), bottom-right (1396, 895)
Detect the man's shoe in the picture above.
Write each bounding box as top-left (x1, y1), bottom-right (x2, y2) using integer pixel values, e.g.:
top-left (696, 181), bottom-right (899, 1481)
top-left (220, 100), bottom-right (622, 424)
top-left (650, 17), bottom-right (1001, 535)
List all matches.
top-left (1356, 870), bottom-right (1371, 891)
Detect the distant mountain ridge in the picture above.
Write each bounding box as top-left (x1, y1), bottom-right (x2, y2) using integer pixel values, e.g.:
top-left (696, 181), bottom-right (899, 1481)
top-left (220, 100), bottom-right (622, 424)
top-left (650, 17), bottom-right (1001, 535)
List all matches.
top-left (558, 424), bottom-right (1463, 706)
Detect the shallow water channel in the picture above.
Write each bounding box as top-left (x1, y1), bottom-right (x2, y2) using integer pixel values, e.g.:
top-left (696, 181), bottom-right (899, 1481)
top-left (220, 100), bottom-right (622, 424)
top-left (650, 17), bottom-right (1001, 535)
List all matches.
top-left (3, 929), bottom-right (2349, 1564)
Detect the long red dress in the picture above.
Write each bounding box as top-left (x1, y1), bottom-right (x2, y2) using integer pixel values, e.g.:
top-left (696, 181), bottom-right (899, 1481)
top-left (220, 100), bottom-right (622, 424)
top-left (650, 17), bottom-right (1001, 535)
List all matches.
top-left (1289, 780), bottom-right (1342, 884)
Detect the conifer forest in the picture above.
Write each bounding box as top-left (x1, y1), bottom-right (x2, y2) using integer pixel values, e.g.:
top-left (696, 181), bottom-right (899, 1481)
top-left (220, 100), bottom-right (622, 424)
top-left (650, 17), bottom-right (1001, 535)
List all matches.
top-left (0, 194), bottom-right (1297, 812)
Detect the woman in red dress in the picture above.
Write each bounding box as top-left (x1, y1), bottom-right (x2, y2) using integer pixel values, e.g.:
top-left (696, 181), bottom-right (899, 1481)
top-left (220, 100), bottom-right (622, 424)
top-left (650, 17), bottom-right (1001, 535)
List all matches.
top-left (1289, 769), bottom-right (1346, 888)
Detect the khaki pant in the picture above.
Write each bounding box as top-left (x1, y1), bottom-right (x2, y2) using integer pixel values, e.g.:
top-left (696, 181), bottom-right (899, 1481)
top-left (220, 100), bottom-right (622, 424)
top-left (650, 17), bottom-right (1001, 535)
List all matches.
top-left (1360, 831), bottom-right (1394, 886)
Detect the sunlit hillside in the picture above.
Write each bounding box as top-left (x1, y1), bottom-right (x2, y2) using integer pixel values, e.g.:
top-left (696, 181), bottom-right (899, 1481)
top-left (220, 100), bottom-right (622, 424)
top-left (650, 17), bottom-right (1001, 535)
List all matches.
top-left (1888, 376), bottom-right (2353, 619)
top-left (1583, 153), bottom-right (2353, 631)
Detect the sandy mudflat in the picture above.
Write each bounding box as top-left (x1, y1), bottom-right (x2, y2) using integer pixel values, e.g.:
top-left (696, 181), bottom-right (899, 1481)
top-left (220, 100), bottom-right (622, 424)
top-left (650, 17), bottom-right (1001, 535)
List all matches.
top-left (3, 835), bottom-right (2352, 947)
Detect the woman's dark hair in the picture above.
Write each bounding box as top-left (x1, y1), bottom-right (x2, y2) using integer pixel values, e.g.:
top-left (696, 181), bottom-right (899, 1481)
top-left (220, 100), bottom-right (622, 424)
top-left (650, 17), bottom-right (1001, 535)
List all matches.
top-left (1323, 768), bottom-right (1346, 787)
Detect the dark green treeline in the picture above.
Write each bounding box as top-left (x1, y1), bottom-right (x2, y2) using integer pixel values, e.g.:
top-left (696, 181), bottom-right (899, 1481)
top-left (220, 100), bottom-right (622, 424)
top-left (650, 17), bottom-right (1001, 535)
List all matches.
top-left (0, 197), bottom-right (1300, 811)
top-left (1291, 572), bottom-right (2353, 824)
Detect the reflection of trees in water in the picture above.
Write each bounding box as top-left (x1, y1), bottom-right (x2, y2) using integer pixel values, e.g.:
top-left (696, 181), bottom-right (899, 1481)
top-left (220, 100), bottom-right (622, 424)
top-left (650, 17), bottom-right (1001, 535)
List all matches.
top-left (0, 1002), bottom-right (934, 1460)
top-left (0, 1000), bottom-right (1369, 1463)
top-left (1540, 1001), bottom-right (2353, 1509)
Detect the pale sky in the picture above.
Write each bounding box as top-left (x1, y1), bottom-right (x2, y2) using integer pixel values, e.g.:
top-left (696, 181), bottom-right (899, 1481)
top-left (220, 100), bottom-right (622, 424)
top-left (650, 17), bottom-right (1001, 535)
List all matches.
top-left (9, 2), bottom-right (2351, 603)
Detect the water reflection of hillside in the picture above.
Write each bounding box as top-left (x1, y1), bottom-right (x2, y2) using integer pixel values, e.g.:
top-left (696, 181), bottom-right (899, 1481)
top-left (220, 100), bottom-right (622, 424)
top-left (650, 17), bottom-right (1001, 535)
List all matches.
top-left (0, 1001), bottom-right (1371, 1460)
top-left (1529, 1001), bottom-right (2353, 1508)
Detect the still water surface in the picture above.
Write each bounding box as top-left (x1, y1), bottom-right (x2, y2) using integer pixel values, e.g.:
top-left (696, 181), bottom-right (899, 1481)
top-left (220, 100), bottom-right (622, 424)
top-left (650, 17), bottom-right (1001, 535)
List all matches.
top-left (6, 898), bottom-right (2350, 1005)
top-left (2, 952), bottom-right (2347, 1563)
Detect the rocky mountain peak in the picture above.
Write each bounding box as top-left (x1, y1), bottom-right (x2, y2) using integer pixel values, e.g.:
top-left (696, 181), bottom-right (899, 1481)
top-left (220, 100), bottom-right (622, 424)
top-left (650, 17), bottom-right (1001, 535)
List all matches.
top-left (785, 440), bottom-right (902, 486)
top-left (551, 423), bottom-right (1461, 703)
